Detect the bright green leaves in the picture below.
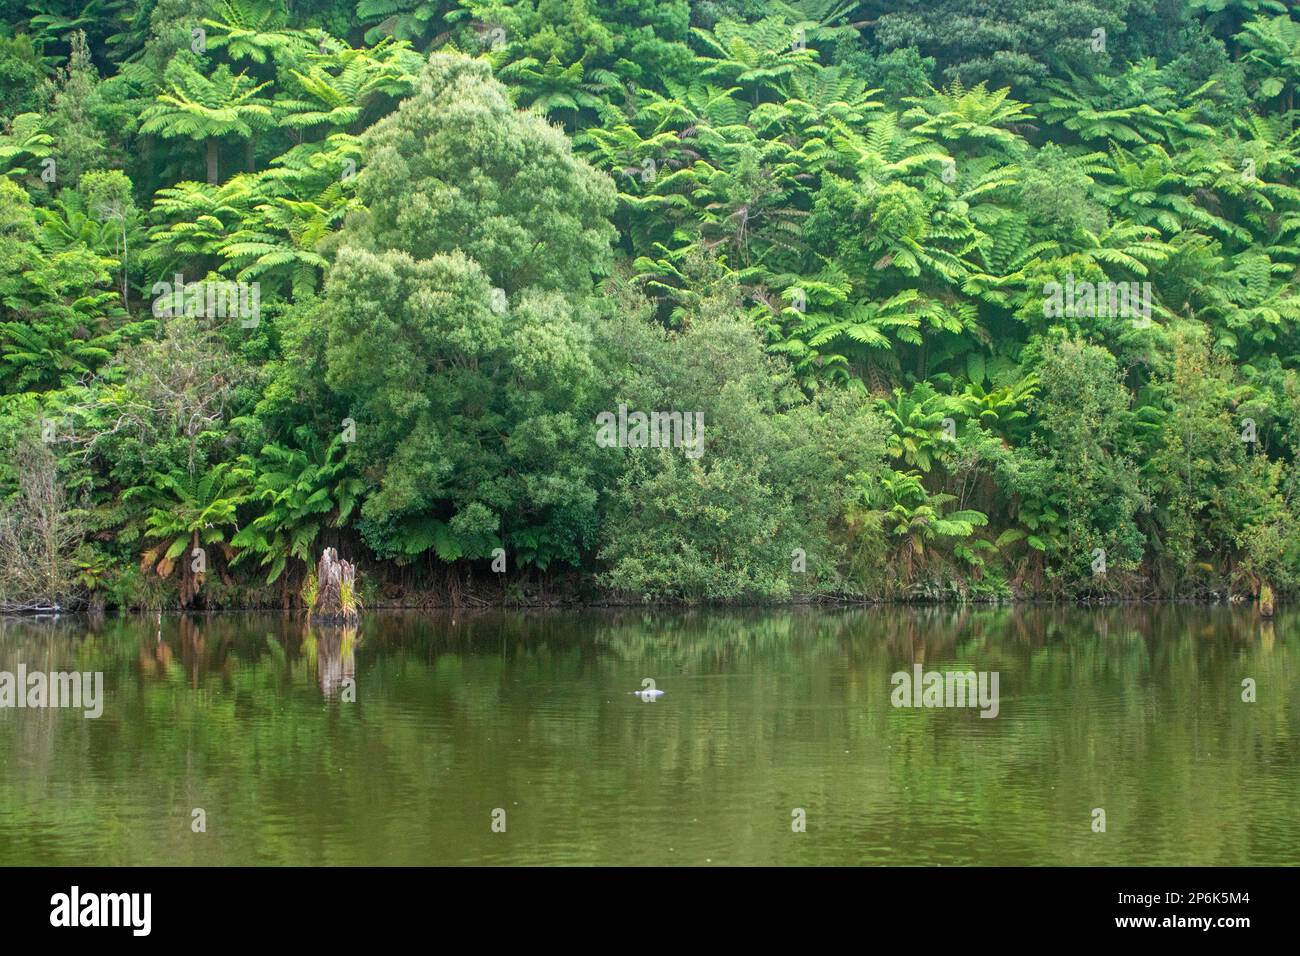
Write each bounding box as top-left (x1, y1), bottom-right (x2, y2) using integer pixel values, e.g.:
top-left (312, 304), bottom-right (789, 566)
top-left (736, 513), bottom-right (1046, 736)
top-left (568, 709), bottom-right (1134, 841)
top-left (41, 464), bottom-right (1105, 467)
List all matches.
top-left (0, 180), bottom-right (135, 394)
top-left (320, 54), bottom-right (615, 570)
top-left (125, 461), bottom-right (252, 567)
top-left (231, 429), bottom-right (362, 584)
top-left (357, 55), bottom-right (615, 294)
top-left (140, 60), bottom-right (274, 184)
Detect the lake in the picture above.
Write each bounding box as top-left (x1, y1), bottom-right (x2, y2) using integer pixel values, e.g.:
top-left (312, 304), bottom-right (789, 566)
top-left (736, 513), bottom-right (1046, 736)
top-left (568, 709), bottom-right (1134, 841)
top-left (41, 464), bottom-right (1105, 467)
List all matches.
top-left (0, 606), bottom-right (1295, 866)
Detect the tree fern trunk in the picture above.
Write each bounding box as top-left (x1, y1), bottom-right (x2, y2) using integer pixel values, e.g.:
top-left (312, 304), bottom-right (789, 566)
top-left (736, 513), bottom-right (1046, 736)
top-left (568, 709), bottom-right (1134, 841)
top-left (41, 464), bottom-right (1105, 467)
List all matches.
top-left (206, 138), bottom-right (219, 185)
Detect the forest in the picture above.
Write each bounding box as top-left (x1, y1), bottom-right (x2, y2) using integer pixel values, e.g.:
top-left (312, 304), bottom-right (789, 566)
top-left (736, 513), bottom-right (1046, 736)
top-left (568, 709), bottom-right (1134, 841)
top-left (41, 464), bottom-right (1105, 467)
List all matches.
top-left (1, 0), bottom-right (1299, 610)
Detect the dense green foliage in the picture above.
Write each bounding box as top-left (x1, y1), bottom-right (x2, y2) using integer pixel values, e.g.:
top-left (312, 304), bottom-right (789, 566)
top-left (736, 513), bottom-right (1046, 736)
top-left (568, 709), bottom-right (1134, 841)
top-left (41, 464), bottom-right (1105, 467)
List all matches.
top-left (3, 0), bottom-right (1300, 607)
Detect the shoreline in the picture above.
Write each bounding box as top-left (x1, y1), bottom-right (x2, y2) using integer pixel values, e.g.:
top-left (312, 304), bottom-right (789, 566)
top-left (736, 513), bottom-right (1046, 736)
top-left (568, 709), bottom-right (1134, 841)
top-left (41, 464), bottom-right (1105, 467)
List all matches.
top-left (1, 593), bottom-right (1285, 618)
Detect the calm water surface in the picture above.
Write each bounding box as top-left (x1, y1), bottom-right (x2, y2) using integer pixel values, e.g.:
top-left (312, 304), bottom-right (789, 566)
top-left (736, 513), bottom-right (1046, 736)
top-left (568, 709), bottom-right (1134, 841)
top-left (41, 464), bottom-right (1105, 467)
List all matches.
top-left (0, 606), bottom-right (1296, 865)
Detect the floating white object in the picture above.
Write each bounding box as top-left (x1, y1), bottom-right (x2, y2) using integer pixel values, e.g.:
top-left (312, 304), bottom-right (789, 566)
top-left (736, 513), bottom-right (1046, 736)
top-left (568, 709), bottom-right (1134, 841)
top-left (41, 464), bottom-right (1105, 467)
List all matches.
top-left (633, 688), bottom-right (664, 702)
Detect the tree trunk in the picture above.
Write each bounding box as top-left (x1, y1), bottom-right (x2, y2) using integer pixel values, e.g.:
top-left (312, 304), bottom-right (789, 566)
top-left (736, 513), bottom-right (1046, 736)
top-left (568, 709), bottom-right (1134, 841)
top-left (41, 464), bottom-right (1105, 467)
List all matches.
top-left (179, 529), bottom-right (202, 608)
top-left (120, 223), bottom-right (129, 306)
top-left (206, 138), bottom-right (219, 185)
top-left (1260, 581), bottom-right (1275, 619)
top-left (311, 547), bottom-right (358, 623)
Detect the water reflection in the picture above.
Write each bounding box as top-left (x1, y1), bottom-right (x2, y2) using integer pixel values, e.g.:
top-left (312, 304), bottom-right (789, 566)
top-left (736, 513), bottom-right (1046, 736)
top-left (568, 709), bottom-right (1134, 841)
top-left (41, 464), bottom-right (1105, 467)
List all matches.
top-left (309, 626), bottom-right (358, 698)
top-left (0, 605), bottom-right (1295, 865)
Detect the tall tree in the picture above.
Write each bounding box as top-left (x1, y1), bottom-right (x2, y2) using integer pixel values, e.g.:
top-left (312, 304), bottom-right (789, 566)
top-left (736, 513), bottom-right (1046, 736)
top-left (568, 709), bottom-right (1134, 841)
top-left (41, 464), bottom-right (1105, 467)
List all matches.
top-left (139, 59), bottom-right (273, 184)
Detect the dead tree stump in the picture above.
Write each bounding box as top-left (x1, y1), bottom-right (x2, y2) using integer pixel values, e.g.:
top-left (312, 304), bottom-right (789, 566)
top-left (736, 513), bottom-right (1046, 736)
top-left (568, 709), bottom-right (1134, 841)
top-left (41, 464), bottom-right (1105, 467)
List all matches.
top-left (1260, 581), bottom-right (1275, 619)
top-left (311, 547), bottom-right (359, 624)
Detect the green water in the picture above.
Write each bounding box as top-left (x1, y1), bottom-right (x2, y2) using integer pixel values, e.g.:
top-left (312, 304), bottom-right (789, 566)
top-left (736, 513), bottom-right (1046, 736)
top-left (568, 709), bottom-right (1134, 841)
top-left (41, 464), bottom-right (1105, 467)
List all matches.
top-left (0, 607), bottom-right (1295, 866)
